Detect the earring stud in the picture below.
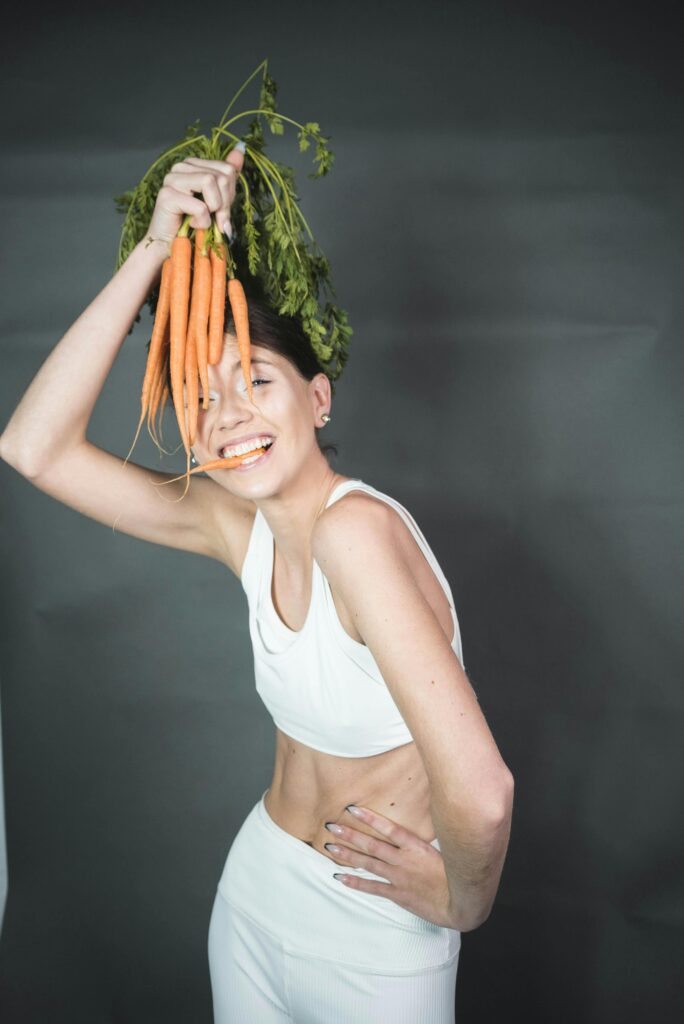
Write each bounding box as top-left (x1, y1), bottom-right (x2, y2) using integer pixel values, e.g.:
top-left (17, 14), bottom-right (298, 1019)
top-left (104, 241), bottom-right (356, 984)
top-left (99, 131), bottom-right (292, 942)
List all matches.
top-left (321, 412), bottom-right (331, 424)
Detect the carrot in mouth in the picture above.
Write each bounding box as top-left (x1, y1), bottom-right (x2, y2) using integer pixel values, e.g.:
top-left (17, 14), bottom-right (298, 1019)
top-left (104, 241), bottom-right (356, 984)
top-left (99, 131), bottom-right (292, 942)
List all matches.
top-left (152, 445), bottom-right (270, 487)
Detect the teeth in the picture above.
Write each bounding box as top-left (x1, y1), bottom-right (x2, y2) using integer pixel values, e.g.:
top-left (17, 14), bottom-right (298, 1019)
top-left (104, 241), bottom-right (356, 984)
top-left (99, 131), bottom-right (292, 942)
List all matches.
top-left (221, 437), bottom-right (273, 458)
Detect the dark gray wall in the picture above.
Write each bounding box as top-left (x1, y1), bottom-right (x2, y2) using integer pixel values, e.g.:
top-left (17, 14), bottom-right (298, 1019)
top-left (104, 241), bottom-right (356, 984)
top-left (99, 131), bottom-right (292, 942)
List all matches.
top-left (2, 1), bottom-right (683, 1020)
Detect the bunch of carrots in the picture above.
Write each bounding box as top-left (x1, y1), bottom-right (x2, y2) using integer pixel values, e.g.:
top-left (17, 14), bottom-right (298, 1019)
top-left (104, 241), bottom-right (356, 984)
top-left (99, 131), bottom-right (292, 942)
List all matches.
top-left (115, 59), bottom-right (348, 504)
top-left (124, 213), bottom-right (265, 498)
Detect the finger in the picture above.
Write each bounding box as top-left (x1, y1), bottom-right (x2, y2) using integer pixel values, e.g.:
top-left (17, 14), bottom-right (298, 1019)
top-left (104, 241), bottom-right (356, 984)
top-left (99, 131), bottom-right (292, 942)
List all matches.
top-left (343, 805), bottom-right (421, 849)
top-left (324, 843), bottom-right (362, 867)
top-left (325, 843), bottom-right (395, 880)
top-left (183, 156), bottom-right (245, 178)
top-left (331, 825), bottom-right (401, 864)
top-left (162, 172), bottom-right (224, 212)
top-left (214, 173), bottom-right (235, 238)
top-left (336, 875), bottom-right (397, 899)
top-left (157, 185), bottom-right (211, 229)
top-left (224, 148), bottom-right (245, 177)
top-left (360, 834), bottom-right (399, 862)
top-left (174, 163), bottom-right (239, 237)
top-left (221, 149), bottom-right (245, 236)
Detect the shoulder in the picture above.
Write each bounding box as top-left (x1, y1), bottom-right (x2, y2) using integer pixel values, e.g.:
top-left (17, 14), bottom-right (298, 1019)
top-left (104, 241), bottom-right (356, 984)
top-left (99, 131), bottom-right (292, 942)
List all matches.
top-left (312, 489), bottom-right (405, 575)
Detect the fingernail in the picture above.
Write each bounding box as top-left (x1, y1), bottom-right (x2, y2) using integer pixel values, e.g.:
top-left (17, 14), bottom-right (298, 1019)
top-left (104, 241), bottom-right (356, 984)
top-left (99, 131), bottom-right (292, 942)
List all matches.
top-left (235, 140), bottom-right (246, 154)
top-left (333, 873), bottom-right (348, 882)
top-left (346, 805), bottom-right (363, 818)
top-left (222, 220), bottom-right (233, 239)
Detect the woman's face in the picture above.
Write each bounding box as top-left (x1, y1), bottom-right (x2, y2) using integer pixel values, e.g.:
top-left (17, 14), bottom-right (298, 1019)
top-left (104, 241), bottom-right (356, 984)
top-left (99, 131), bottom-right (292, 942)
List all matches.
top-left (187, 335), bottom-right (330, 497)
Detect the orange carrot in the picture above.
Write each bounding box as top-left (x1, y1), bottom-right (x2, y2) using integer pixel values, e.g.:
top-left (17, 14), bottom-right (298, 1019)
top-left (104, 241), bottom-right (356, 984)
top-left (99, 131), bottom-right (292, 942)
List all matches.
top-left (194, 230), bottom-right (212, 407)
top-left (147, 317), bottom-right (172, 448)
top-left (150, 371), bottom-right (173, 454)
top-left (147, 359), bottom-right (165, 446)
top-left (184, 228), bottom-right (205, 448)
top-left (228, 276), bottom-right (252, 403)
top-left (156, 380), bottom-right (170, 446)
top-left (169, 220), bottom-right (192, 466)
top-left (208, 235), bottom-right (227, 367)
top-left (185, 316), bottom-right (199, 448)
top-left (153, 446), bottom-right (269, 486)
top-left (122, 256), bottom-right (171, 465)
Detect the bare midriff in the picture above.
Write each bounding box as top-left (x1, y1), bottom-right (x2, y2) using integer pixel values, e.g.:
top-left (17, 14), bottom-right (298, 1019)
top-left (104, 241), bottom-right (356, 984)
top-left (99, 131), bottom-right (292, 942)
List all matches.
top-left (248, 474), bottom-right (455, 861)
top-left (264, 726), bottom-right (437, 861)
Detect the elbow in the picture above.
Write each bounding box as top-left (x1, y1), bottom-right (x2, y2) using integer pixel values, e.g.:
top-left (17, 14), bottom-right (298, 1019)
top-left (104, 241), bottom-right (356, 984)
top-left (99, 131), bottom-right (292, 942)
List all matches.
top-left (0, 441), bottom-right (40, 478)
top-left (458, 900), bottom-right (497, 934)
top-left (479, 768), bottom-right (514, 829)
top-left (0, 436), bottom-right (22, 471)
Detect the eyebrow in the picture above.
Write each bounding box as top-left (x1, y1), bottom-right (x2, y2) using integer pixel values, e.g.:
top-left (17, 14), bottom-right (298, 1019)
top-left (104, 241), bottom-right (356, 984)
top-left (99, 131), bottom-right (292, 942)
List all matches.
top-left (231, 358), bottom-right (275, 369)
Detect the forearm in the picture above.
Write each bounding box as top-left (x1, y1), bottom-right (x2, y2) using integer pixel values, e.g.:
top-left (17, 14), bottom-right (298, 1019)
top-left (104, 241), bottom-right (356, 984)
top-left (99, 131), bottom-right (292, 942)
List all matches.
top-left (0, 238), bottom-right (167, 472)
top-left (430, 778), bottom-right (514, 932)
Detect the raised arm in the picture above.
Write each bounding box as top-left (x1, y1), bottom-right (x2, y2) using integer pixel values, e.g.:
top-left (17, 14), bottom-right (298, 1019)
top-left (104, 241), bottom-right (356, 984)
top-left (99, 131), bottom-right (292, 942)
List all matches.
top-left (0, 148), bottom-right (256, 576)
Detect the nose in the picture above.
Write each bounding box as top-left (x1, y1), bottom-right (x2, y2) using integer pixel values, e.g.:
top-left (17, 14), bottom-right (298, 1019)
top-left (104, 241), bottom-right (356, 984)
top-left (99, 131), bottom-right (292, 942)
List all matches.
top-left (212, 383), bottom-right (256, 435)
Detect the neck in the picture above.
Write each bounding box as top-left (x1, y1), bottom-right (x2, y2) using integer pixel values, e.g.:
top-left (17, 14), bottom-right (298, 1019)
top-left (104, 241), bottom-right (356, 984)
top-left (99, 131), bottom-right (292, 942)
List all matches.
top-left (256, 456), bottom-right (347, 573)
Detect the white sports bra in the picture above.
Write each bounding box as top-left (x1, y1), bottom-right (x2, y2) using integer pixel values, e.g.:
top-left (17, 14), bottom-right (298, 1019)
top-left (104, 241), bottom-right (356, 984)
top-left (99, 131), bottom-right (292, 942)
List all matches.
top-left (240, 478), bottom-right (467, 757)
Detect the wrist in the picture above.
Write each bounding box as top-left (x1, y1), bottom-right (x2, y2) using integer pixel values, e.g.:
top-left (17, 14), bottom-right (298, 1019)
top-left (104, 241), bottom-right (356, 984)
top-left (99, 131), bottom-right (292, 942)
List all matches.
top-left (131, 234), bottom-right (171, 268)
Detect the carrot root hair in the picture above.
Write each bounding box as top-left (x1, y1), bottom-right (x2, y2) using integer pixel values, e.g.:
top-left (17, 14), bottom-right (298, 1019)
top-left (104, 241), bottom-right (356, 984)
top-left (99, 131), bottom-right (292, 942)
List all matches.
top-left (122, 256), bottom-right (172, 468)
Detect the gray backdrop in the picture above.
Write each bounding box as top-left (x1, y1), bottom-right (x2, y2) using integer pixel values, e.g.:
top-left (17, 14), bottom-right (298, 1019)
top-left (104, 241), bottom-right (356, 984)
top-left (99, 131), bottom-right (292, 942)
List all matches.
top-left (1, 1), bottom-right (683, 1020)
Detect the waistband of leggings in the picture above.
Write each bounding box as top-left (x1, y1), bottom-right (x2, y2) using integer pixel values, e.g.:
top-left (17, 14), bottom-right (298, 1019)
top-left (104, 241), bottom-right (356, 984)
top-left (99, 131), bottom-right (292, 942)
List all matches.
top-left (255, 788), bottom-right (441, 862)
top-left (255, 788), bottom-right (334, 868)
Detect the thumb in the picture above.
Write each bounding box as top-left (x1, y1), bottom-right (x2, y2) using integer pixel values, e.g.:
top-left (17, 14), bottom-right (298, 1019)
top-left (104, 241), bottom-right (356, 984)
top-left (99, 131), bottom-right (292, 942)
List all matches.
top-left (225, 139), bottom-right (245, 176)
top-left (220, 141), bottom-right (245, 239)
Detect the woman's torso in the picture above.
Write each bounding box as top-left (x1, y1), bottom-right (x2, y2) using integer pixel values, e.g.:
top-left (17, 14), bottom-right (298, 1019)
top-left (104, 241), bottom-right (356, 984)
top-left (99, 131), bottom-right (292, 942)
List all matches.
top-left (235, 473), bottom-right (463, 858)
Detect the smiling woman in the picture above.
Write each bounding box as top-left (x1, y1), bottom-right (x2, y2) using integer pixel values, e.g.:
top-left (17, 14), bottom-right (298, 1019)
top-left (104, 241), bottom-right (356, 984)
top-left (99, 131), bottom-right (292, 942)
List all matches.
top-left (0, 126), bottom-right (513, 1024)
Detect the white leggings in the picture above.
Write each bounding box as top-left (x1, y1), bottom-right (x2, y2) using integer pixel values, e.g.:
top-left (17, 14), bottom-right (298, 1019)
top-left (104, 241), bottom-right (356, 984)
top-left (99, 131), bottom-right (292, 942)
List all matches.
top-left (208, 789), bottom-right (460, 1023)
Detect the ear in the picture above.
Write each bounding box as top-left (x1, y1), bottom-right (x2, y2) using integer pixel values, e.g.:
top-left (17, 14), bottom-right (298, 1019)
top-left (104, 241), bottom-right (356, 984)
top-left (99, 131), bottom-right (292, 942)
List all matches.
top-left (309, 372), bottom-right (332, 425)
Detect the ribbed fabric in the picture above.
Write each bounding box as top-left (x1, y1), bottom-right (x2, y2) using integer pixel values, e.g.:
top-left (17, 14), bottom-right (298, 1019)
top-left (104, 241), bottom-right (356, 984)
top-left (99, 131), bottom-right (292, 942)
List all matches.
top-left (240, 478), bottom-right (469, 757)
top-left (209, 790), bottom-right (460, 1022)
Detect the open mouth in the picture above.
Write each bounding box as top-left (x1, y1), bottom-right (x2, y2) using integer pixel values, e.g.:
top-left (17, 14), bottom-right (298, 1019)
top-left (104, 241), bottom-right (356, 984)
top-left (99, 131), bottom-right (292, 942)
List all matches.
top-left (229, 439), bottom-right (275, 468)
top-left (220, 438), bottom-right (275, 461)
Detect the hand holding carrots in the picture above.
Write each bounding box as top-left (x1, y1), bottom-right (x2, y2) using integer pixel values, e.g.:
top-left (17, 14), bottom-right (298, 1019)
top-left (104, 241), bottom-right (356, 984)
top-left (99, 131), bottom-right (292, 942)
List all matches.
top-left (115, 62), bottom-right (351, 411)
top-left (124, 141), bottom-right (256, 499)
top-left (146, 146), bottom-right (246, 251)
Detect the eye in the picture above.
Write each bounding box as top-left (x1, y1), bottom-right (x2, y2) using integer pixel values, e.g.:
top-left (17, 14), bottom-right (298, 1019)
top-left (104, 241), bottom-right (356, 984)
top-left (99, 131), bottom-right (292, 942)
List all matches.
top-left (237, 377), bottom-right (270, 394)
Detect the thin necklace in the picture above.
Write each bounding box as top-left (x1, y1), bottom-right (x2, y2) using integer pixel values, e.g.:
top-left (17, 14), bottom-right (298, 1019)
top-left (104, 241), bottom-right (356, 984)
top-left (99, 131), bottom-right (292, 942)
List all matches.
top-left (313, 473), bottom-right (342, 525)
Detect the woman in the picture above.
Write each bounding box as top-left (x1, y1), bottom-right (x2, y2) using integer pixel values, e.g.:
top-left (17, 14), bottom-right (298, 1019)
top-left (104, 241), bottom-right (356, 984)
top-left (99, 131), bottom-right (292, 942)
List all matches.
top-left (0, 146), bottom-right (514, 1022)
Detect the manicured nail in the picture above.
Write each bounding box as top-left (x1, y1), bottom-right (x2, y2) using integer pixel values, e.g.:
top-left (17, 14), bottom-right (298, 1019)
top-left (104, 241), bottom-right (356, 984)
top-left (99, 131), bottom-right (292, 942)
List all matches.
top-left (235, 140), bottom-right (246, 153)
top-left (333, 873), bottom-right (348, 882)
top-left (325, 822), bottom-right (343, 835)
top-left (346, 805), bottom-right (363, 818)
top-left (222, 220), bottom-right (233, 239)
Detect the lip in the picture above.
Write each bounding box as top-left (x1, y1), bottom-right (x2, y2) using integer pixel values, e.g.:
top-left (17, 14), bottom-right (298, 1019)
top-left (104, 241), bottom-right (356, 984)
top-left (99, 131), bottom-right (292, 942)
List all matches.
top-left (216, 432), bottom-right (276, 458)
top-left (230, 438), bottom-right (276, 472)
